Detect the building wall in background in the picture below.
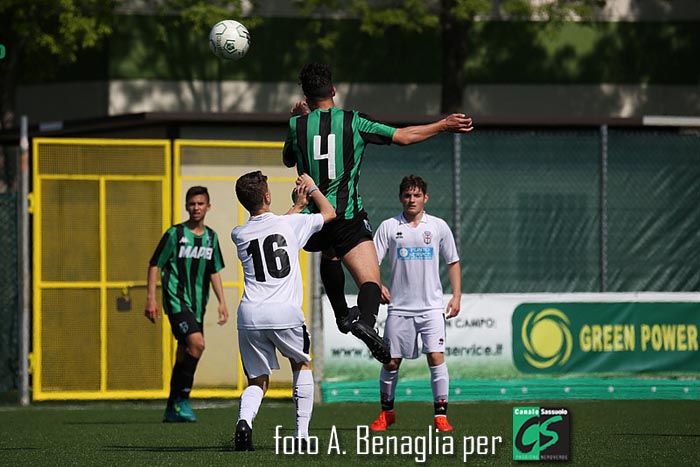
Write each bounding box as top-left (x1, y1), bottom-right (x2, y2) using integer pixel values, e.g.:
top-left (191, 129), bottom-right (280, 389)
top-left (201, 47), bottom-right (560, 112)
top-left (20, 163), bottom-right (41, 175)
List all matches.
top-left (15, 13), bottom-right (700, 124)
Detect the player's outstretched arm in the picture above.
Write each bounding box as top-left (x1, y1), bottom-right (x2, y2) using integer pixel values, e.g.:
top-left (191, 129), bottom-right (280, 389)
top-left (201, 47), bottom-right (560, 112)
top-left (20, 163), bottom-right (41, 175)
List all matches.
top-left (144, 265), bottom-right (161, 323)
top-left (392, 113), bottom-right (474, 146)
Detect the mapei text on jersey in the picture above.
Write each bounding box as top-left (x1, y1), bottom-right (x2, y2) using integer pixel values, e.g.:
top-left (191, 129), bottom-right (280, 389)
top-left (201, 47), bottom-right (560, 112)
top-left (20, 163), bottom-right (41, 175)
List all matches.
top-left (178, 245), bottom-right (214, 260)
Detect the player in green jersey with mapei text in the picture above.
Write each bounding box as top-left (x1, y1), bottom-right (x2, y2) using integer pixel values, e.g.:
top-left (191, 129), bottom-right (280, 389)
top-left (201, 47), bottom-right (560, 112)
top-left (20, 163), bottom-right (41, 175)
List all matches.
top-left (145, 186), bottom-right (229, 423)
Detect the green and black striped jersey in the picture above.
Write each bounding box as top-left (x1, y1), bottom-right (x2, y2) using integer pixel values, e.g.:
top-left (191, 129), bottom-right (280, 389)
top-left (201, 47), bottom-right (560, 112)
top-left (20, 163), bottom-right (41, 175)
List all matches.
top-left (283, 107), bottom-right (396, 219)
top-left (149, 223), bottom-right (224, 322)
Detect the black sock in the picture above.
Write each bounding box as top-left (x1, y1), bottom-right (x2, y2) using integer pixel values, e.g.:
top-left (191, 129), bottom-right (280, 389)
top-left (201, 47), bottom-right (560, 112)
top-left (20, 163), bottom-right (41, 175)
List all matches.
top-left (179, 353), bottom-right (200, 399)
top-left (357, 282), bottom-right (381, 327)
top-left (168, 360), bottom-right (183, 404)
top-left (381, 393), bottom-right (395, 412)
top-left (321, 258), bottom-right (348, 320)
top-left (169, 354), bottom-right (200, 402)
top-left (434, 400), bottom-right (448, 416)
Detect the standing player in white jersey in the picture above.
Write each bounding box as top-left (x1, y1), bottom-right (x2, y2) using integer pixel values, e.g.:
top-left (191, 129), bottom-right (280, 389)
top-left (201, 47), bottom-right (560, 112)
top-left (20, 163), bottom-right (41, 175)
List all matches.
top-left (231, 170), bottom-right (335, 451)
top-left (369, 175), bottom-right (461, 432)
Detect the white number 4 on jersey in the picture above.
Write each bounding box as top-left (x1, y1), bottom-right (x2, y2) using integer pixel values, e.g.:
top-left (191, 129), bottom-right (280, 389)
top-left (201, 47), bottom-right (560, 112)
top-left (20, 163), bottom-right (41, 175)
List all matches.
top-left (313, 134), bottom-right (336, 179)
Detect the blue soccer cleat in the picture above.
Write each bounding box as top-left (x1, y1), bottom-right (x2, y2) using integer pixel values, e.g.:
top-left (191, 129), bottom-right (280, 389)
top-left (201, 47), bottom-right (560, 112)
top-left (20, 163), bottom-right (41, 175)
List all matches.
top-left (163, 397), bottom-right (197, 423)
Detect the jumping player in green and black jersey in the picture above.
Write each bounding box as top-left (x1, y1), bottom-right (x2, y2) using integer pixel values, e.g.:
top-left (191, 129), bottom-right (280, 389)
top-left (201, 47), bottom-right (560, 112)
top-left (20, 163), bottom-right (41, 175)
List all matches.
top-left (145, 186), bottom-right (229, 423)
top-left (283, 63), bottom-right (473, 364)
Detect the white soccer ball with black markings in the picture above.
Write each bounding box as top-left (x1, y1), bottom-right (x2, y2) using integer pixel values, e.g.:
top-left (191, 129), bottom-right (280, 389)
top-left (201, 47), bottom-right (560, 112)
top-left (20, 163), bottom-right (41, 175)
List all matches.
top-left (209, 20), bottom-right (250, 61)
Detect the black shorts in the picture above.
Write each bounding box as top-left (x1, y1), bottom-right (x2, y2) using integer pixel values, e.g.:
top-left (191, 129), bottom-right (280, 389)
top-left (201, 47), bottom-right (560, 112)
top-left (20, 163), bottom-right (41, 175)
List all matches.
top-left (167, 309), bottom-right (203, 342)
top-left (303, 210), bottom-right (373, 257)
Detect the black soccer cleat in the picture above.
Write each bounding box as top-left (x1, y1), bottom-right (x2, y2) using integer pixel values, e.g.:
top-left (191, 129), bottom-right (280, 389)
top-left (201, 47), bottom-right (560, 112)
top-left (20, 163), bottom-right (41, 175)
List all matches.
top-left (351, 320), bottom-right (391, 364)
top-left (297, 437), bottom-right (316, 453)
top-left (336, 306), bottom-right (360, 334)
top-left (234, 419), bottom-right (255, 451)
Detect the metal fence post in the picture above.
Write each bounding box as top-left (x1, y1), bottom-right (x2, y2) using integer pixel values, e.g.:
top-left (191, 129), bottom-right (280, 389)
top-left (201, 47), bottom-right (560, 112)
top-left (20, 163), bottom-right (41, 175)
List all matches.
top-left (599, 124), bottom-right (609, 292)
top-left (453, 133), bottom-right (462, 254)
top-left (311, 251), bottom-right (324, 403)
top-left (18, 116), bottom-right (30, 406)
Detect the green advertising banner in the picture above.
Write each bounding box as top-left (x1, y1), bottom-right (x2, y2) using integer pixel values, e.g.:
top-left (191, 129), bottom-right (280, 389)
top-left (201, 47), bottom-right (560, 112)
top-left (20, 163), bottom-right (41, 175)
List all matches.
top-left (512, 302), bottom-right (700, 373)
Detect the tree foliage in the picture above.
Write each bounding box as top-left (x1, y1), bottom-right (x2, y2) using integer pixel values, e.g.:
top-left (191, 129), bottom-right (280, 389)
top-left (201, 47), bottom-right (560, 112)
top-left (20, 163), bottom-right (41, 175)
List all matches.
top-left (0, 0), bottom-right (256, 128)
top-left (0, 0), bottom-right (118, 128)
top-left (294, 0), bottom-right (606, 113)
top-left (145, 0), bottom-right (261, 44)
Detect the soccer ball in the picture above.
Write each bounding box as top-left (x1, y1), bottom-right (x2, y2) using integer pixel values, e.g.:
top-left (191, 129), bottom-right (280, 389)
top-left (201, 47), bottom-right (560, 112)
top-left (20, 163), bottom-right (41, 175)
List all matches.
top-left (209, 20), bottom-right (250, 61)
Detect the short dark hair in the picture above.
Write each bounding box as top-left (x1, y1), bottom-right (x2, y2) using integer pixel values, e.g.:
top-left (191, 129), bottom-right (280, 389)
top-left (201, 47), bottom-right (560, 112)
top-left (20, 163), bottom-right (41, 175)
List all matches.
top-left (185, 186), bottom-right (209, 203)
top-left (399, 175), bottom-right (428, 196)
top-left (235, 171), bottom-right (268, 212)
top-left (299, 63), bottom-right (334, 101)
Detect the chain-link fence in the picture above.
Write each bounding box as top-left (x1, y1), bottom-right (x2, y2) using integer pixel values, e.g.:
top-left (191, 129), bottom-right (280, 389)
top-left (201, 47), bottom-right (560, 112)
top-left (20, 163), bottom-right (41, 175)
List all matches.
top-left (361, 127), bottom-right (700, 294)
top-left (0, 145), bottom-right (19, 395)
top-left (607, 129), bottom-right (700, 291)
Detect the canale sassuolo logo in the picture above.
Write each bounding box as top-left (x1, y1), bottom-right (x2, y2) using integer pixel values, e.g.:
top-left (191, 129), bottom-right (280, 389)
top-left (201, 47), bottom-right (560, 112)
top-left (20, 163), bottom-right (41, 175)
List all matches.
top-left (521, 308), bottom-right (572, 369)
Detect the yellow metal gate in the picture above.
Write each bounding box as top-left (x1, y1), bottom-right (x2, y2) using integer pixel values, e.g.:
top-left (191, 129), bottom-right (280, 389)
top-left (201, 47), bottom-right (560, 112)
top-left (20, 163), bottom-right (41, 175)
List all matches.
top-left (32, 138), bottom-right (171, 400)
top-left (31, 138), bottom-right (307, 400)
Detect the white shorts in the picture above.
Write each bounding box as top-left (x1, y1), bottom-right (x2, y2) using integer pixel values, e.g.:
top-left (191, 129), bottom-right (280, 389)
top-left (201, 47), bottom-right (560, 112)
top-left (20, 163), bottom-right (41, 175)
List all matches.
top-left (238, 326), bottom-right (311, 379)
top-left (384, 311), bottom-right (446, 360)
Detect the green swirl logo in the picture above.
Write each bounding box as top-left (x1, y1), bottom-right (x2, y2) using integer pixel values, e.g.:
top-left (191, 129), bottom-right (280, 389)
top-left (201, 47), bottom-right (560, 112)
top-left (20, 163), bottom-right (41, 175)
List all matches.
top-left (521, 308), bottom-right (572, 369)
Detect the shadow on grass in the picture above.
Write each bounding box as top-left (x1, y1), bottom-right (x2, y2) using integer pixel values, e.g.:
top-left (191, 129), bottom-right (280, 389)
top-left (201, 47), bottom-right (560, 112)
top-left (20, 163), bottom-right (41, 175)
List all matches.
top-left (65, 421), bottom-right (162, 425)
top-left (283, 425), bottom-right (442, 434)
top-left (104, 445), bottom-right (235, 453)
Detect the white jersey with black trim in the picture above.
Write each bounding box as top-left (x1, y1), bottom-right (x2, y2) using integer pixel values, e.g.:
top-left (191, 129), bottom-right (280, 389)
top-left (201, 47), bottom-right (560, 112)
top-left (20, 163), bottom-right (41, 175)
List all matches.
top-left (374, 212), bottom-right (459, 315)
top-left (232, 212), bottom-right (324, 329)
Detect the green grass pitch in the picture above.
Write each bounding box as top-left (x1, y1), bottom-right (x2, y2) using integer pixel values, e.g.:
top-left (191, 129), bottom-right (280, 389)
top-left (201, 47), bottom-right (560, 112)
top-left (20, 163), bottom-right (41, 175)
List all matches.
top-left (1, 399), bottom-right (699, 466)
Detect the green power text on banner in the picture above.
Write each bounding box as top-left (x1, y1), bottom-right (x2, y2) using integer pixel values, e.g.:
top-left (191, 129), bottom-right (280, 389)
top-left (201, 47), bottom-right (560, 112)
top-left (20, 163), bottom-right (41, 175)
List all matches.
top-left (513, 302), bottom-right (700, 373)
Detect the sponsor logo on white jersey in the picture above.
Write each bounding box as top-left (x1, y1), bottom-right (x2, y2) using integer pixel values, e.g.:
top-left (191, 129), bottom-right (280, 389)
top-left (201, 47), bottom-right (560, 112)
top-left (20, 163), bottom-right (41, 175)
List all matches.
top-left (397, 247), bottom-right (433, 260)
